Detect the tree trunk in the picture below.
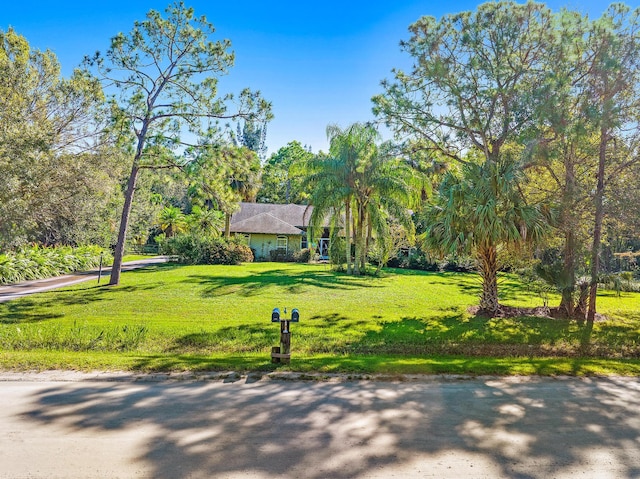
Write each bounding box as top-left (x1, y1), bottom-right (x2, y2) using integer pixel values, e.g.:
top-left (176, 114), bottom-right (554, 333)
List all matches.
top-left (109, 163), bottom-right (140, 286)
top-left (559, 228), bottom-right (576, 318)
top-left (588, 126), bottom-right (607, 324)
top-left (356, 205), bottom-right (367, 275)
top-left (224, 212), bottom-right (231, 239)
top-left (559, 150), bottom-right (577, 318)
top-left (478, 243), bottom-right (499, 315)
top-left (353, 206), bottom-right (361, 276)
top-left (364, 214), bottom-right (372, 272)
top-left (345, 199), bottom-right (352, 275)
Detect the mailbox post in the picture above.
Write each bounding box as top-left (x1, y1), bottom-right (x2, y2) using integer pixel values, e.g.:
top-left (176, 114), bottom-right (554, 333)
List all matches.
top-left (271, 307), bottom-right (299, 364)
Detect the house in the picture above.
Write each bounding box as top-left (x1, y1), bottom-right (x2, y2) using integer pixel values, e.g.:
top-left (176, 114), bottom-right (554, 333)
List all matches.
top-left (229, 203), bottom-right (330, 260)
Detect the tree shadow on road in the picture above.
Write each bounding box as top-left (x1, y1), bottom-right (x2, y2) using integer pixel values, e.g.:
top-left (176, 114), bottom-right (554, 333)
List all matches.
top-left (19, 376), bottom-right (640, 478)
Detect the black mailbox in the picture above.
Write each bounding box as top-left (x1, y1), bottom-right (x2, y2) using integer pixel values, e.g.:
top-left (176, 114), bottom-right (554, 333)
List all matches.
top-left (271, 308), bottom-right (280, 322)
top-left (291, 308), bottom-right (299, 322)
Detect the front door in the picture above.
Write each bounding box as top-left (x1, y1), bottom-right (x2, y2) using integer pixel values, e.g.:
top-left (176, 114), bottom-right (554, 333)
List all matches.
top-left (319, 238), bottom-right (329, 260)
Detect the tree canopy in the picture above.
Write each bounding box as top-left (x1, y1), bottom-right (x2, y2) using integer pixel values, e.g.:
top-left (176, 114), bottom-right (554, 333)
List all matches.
top-left (375, 1), bottom-right (640, 317)
top-left (0, 27), bottom-right (121, 250)
top-left (85, 2), bottom-right (271, 285)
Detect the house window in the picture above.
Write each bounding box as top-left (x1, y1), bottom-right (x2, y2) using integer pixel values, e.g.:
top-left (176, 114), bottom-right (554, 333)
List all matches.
top-left (301, 233), bottom-right (308, 249)
top-left (239, 234), bottom-right (251, 246)
top-left (276, 236), bottom-right (288, 252)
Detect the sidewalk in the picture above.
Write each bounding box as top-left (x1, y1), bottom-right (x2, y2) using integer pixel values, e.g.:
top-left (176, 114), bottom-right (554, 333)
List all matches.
top-left (0, 256), bottom-right (170, 303)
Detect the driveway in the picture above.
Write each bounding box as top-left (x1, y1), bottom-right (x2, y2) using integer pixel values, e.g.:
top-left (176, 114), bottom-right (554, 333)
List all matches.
top-left (1, 373), bottom-right (639, 478)
top-left (0, 256), bottom-right (170, 303)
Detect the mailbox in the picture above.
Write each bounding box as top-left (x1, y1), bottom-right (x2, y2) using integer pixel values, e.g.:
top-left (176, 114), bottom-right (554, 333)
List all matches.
top-left (271, 307), bottom-right (299, 364)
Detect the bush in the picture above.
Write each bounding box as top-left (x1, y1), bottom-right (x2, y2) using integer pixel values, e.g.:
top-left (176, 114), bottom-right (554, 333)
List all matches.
top-left (386, 249), bottom-right (475, 273)
top-left (269, 249), bottom-right (295, 262)
top-left (398, 250), bottom-right (439, 271)
top-left (160, 235), bottom-right (253, 265)
top-left (293, 248), bottom-right (313, 263)
top-left (599, 272), bottom-right (640, 294)
top-left (0, 244), bottom-right (111, 285)
top-left (328, 237), bottom-right (346, 266)
top-left (437, 254), bottom-right (475, 272)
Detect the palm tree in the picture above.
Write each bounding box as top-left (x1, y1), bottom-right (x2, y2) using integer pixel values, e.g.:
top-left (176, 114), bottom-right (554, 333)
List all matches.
top-left (304, 153), bottom-right (355, 273)
top-left (352, 141), bottom-right (416, 272)
top-left (225, 147), bottom-right (262, 237)
top-left (304, 123), bottom-right (376, 274)
top-left (187, 205), bottom-right (224, 237)
top-left (305, 123), bottom-right (416, 275)
top-left (158, 206), bottom-right (187, 238)
top-left (186, 146), bottom-right (261, 239)
top-left (422, 157), bottom-right (548, 315)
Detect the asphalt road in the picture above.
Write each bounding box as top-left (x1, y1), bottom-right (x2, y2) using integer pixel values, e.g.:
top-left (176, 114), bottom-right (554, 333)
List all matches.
top-left (0, 256), bottom-right (170, 303)
top-left (1, 373), bottom-right (639, 478)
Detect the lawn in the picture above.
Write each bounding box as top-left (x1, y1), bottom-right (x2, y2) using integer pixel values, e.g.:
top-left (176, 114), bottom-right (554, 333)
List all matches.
top-left (1, 262), bottom-right (639, 375)
top-left (122, 254), bottom-right (158, 262)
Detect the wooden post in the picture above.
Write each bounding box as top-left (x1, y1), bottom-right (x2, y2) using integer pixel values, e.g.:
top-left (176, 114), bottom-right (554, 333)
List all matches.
top-left (271, 346), bottom-right (281, 363)
top-left (97, 252), bottom-right (103, 284)
top-left (280, 320), bottom-right (291, 365)
top-left (270, 308), bottom-right (296, 364)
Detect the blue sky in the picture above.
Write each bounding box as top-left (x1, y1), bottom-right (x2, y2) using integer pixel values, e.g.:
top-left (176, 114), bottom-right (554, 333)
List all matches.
top-left (3, 1), bottom-right (637, 156)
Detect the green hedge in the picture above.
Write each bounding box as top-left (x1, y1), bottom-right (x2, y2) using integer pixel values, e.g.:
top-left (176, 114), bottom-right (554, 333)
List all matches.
top-left (0, 245), bottom-right (112, 285)
top-left (160, 235), bottom-right (253, 265)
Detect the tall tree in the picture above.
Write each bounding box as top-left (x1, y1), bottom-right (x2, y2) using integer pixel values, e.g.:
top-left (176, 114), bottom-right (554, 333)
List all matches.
top-left (373, 1), bottom-right (554, 166)
top-left (580, 5), bottom-right (640, 323)
top-left (373, 1), bottom-right (555, 313)
top-left (226, 147), bottom-right (261, 237)
top-left (526, 9), bottom-right (596, 318)
top-left (424, 155), bottom-right (547, 314)
top-left (233, 120), bottom-right (268, 161)
top-left (305, 123), bottom-right (415, 275)
top-left (0, 28), bottom-right (114, 250)
top-left (187, 145), bottom-right (260, 238)
top-left (86, 2), bottom-right (271, 285)
top-left (304, 125), bottom-right (360, 274)
top-left (351, 140), bottom-right (416, 273)
top-left (187, 205), bottom-right (224, 237)
top-left (257, 141), bottom-right (313, 204)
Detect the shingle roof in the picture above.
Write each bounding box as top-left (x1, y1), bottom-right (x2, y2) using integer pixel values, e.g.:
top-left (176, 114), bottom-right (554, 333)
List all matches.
top-left (231, 203), bottom-right (313, 226)
top-left (229, 203), bottom-right (321, 235)
top-left (267, 204), bottom-right (312, 227)
top-left (229, 212), bottom-right (304, 235)
top-left (229, 203), bottom-right (283, 225)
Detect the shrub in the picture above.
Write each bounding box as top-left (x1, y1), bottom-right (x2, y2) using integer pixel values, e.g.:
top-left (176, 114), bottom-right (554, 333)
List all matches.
top-left (161, 235), bottom-right (253, 265)
top-left (0, 244), bottom-right (111, 285)
top-left (294, 248), bottom-right (313, 263)
top-left (401, 250), bottom-right (439, 271)
top-left (599, 272), bottom-right (640, 294)
top-left (269, 249), bottom-right (295, 262)
top-left (438, 254), bottom-right (475, 272)
top-left (328, 237), bottom-right (346, 266)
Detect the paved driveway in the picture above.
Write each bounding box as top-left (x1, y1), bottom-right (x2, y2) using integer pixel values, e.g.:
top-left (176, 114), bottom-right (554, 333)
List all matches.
top-left (1, 373), bottom-right (639, 478)
top-left (0, 257), bottom-right (170, 303)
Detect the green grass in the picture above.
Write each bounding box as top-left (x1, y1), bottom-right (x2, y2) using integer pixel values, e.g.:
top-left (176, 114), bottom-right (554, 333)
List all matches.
top-left (122, 254), bottom-right (158, 262)
top-left (1, 262), bottom-right (639, 375)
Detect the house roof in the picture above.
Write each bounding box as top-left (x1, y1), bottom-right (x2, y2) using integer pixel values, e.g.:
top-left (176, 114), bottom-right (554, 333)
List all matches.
top-left (231, 203), bottom-right (313, 227)
top-left (230, 212), bottom-right (304, 235)
top-left (229, 203), bottom-right (321, 235)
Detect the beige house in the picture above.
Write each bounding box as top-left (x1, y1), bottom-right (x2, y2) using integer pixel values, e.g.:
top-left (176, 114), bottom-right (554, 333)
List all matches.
top-left (229, 203), bottom-right (330, 260)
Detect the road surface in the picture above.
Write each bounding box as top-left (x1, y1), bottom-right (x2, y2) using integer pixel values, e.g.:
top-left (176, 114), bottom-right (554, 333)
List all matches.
top-left (1, 373), bottom-right (639, 478)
